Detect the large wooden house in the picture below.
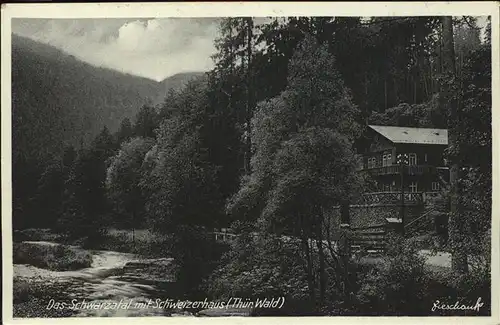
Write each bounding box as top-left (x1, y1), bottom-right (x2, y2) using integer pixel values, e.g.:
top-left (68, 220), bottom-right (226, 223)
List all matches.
top-left (357, 125), bottom-right (449, 207)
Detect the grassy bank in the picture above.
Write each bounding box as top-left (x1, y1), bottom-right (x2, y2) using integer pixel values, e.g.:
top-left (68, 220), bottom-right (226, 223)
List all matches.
top-left (13, 228), bottom-right (61, 243)
top-left (81, 228), bottom-right (173, 258)
top-left (13, 242), bottom-right (93, 271)
top-left (14, 227), bottom-right (172, 258)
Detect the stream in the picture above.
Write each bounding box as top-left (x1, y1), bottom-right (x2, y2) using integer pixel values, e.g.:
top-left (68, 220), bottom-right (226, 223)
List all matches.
top-left (13, 241), bottom-right (184, 317)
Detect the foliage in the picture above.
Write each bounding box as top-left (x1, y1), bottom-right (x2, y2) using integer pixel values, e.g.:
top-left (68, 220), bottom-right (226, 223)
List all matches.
top-left (13, 228), bottom-right (61, 243)
top-left (84, 228), bottom-right (173, 258)
top-left (32, 146), bottom-right (75, 225)
top-left (262, 127), bottom-right (362, 233)
top-left (13, 242), bottom-right (92, 271)
top-left (115, 117), bottom-right (134, 144)
top-left (353, 234), bottom-right (490, 316)
top-left (354, 236), bottom-right (429, 315)
top-left (206, 233), bottom-right (315, 315)
top-left (106, 136), bottom-right (155, 228)
top-left (368, 94), bottom-right (446, 128)
top-left (226, 35), bottom-right (363, 312)
top-left (134, 105), bottom-right (160, 139)
top-left (207, 228), bottom-right (357, 315)
top-left (139, 80), bottom-right (235, 296)
top-left (171, 226), bottom-right (229, 299)
top-left (450, 42), bottom-right (491, 266)
top-left (228, 35), bottom-right (362, 223)
top-left (57, 127), bottom-right (115, 240)
top-left (141, 97), bottom-right (220, 231)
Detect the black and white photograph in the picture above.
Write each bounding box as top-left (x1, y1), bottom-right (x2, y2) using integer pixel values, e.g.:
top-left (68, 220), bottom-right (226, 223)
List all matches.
top-left (1, 2), bottom-right (498, 323)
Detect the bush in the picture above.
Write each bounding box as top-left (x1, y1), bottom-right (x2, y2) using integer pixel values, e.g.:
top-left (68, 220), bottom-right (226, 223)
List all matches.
top-left (172, 226), bottom-right (229, 300)
top-left (13, 242), bottom-right (92, 271)
top-left (206, 231), bottom-right (337, 316)
top-left (352, 234), bottom-right (491, 316)
top-left (83, 228), bottom-right (172, 257)
top-left (353, 235), bottom-right (430, 315)
top-left (13, 228), bottom-right (61, 243)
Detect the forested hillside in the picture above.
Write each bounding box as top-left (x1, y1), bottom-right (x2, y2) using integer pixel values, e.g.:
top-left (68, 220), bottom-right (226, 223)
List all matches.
top-left (12, 35), bottom-right (203, 163)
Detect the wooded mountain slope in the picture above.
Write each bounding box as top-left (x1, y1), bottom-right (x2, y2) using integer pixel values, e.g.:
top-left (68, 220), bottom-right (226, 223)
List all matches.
top-left (12, 34), bottom-right (203, 163)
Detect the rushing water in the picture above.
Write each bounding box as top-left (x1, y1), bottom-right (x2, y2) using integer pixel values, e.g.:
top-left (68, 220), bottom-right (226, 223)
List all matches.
top-left (14, 241), bottom-right (183, 317)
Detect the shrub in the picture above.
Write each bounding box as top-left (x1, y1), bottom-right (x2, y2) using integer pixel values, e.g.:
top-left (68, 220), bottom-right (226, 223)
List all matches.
top-left (352, 233), bottom-right (491, 316)
top-left (83, 228), bottom-right (173, 257)
top-left (13, 242), bottom-right (92, 271)
top-left (206, 231), bottom-right (343, 316)
top-left (172, 226), bottom-right (229, 300)
top-left (353, 235), bottom-right (430, 315)
top-left (13, 228), bottom-right (61, 243)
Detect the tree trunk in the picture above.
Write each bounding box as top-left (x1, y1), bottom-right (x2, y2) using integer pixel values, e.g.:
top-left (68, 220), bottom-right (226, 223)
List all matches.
top-left (299, 213), bottom-right (316, 306)
top-left (441, 16), bottom-right (468, 274)
top-left (316, 211), bottom-right (326, 310)
top-left (340, 200), bottom-right (350, 224)
top-left (384, 79), bottom-right (388, 109)
top-left (244, 18), bottom-right (254, 175)
top-left (229, 23), bottom-right (234, 114)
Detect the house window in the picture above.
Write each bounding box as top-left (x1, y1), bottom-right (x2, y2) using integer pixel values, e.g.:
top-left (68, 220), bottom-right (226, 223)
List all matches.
top-left (409, 181), bottom-right (418, 193)
top-left (409, 153), bottom-right (417, 166)
top-left (369, 157), bottom-right (376, 168)
top-left (383, 153), bottom-right (392, 167)
top-left (432, 182), bottom-right (440, 191)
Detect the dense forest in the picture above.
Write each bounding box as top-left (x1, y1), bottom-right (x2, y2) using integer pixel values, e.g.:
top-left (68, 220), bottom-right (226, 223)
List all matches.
top-left (12, 16), bottom-right (491, 316)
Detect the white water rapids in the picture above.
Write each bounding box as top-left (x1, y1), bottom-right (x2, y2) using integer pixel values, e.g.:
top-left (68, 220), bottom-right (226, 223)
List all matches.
top-left (14, 241), bottom-right (179, 317)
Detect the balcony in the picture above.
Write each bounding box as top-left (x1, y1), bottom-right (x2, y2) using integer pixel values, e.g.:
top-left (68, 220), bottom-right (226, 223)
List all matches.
top-left (360, 165), bottom-right (442, 176)
top-left (362, 191), bottom-right (441, 206)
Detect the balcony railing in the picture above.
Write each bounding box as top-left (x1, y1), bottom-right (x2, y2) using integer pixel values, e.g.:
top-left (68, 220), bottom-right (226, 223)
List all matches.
top-left (362, 192), bottom-right (423, 205)
top-left (362, 191), bottom-right (442, 205)
top-left (361, 165), bottom-right (400, 175)
top-left (360, 165), bottom-right (441, 176)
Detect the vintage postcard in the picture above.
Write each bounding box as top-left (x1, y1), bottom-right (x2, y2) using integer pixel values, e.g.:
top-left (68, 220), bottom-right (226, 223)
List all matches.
top-left (1, 2), bottom-right (499, 325)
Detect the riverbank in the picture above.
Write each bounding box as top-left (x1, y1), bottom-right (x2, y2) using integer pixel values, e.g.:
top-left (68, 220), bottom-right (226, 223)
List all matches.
top-left (13, 239), bottom-right (181, 318)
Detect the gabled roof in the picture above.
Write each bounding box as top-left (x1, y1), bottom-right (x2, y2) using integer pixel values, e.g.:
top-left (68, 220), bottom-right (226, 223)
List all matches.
top-left (368, 125), bottom-right (448, 145)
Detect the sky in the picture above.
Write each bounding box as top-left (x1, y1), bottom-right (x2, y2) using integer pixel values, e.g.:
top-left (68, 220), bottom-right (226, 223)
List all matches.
top-left (12, 17), bottom-right (489, 82)
top-left (12, 18), bottom-right (221, 81)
